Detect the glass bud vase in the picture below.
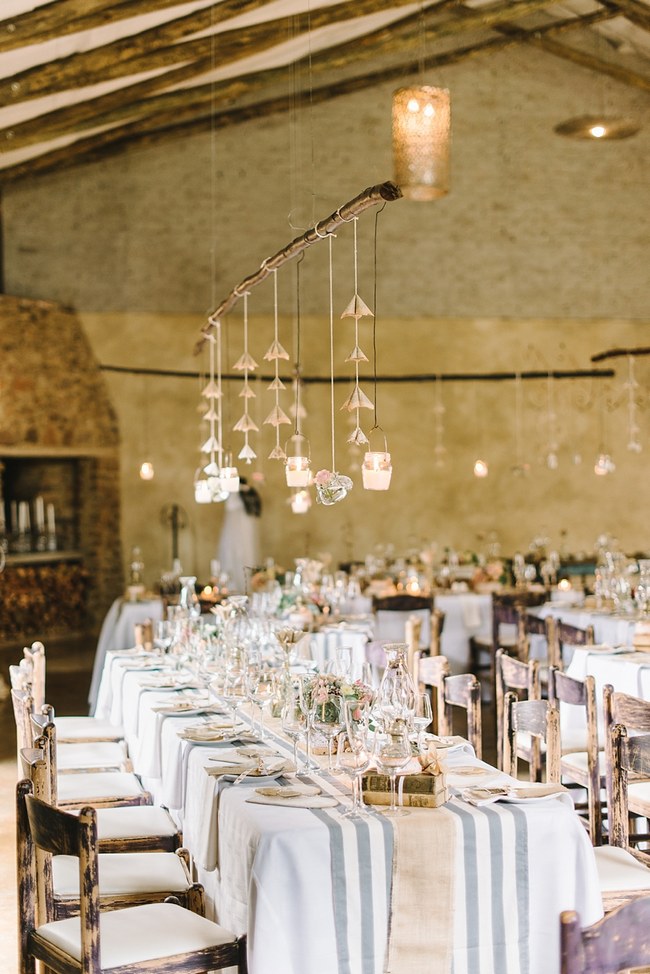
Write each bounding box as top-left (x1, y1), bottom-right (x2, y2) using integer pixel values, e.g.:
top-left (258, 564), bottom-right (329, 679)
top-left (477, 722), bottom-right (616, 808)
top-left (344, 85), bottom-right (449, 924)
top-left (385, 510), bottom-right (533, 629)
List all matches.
top-left (376, 643), bottom-right (416, 726)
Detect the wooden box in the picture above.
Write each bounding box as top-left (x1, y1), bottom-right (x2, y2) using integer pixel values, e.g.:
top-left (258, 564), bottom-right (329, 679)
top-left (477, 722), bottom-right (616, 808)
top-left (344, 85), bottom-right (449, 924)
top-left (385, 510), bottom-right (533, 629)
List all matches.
top-left (361, 771), bottom-right (448, 808)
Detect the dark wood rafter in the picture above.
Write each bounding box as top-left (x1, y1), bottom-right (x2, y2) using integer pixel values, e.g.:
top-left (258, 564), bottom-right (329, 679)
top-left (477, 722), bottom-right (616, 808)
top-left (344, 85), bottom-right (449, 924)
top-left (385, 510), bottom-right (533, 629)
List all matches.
top-left (0, 0), bottom-right (435, 109)
top-left (599, 0), bottom-right (650, 32)
top-left (591, 345), bottom-right (650, 362)
top-left (525, 31), bottom-right (650, 89)
top-left (0, 5), bottom-right (619, 184)
top-left (196, 180), bottom-right (403, 352)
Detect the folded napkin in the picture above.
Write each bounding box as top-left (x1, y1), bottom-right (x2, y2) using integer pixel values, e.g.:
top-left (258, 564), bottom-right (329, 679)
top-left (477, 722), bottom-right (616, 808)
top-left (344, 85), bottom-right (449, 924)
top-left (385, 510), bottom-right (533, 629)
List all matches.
top-left (206, 757), bottom-right (289, 778)
top-left (177, 722), bottom-right (251, 742)
top-left (246, 788), bottom-right (339, 808)
top-left (152, 701), bottom-right (220, 714)
top-left (417, 744), bottom-right (444, 775)
top-left (461, 783), bottom-right (567, 806)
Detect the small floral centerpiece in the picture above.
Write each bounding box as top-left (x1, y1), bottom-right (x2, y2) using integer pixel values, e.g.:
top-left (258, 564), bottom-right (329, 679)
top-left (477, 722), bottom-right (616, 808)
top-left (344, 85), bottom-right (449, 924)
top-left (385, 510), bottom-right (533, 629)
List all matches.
top-left (302, 672), bottom-right (374, 722)
top-left (314, 469), bottom-right (353, 506)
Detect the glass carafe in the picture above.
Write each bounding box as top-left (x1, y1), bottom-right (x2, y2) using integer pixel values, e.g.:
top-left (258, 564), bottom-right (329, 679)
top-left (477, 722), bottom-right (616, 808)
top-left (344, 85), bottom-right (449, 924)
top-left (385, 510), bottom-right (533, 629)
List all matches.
top-left (376, 643), bottom-right (416, 726)
top-left (179, 576), bottom-right (200, 619)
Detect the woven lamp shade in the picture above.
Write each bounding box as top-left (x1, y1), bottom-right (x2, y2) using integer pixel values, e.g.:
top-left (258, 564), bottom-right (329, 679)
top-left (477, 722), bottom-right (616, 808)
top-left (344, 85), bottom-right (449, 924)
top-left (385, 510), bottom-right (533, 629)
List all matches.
top-left (392, 85), bottom-right (450, 201)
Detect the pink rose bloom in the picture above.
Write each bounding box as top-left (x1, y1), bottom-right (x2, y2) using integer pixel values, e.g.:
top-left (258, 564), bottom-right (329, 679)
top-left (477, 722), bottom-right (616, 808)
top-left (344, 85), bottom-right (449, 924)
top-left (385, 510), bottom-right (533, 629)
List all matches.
top-left (315, 469), bottom-right (332, 486)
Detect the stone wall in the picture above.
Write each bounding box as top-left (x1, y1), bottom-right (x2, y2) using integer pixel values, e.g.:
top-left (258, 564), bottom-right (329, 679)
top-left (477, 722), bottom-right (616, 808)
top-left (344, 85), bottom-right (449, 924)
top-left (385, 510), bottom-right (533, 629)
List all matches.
top-left (0, 295), bottom-right (123, 633)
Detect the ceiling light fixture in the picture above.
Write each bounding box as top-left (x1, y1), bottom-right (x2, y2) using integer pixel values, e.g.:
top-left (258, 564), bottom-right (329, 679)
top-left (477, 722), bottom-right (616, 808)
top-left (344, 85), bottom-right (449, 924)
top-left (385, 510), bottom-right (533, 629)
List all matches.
top-left (554, 115), bottom-right (641, 141)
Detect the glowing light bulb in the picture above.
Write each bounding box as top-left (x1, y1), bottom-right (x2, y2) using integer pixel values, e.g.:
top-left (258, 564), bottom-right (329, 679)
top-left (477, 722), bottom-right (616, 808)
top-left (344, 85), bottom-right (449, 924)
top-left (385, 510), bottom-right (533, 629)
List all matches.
top-left (407, 98), bottom-right (420, 112)
top-left (473, 459), bottom-right (489, 478)
top-left (589, 125), bottom-right (606, 138)
top-left (139, 461), bottom-right (154, 481)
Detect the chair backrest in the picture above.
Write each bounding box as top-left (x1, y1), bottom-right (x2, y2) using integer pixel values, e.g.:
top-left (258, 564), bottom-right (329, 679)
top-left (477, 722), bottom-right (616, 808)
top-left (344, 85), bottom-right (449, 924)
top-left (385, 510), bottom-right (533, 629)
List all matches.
top-left (492, 601), bottom-right (524, 655)
top-left (551, 621), bottom-right (595, 669)
top-left (404, 616), bottom-right (422, 687)
top-left (17, 779), bottom-right (101, 972)
top-left (495, 649), bottom-right (540, 771)
top-left (603, 685), bottom-right (650, 849)
top-left (560, 897), bottom-right (650, 974)
top-left (19, 745), bottom-right (54, 925)
top-left (521, 613), bottom-right (555, 664)
top-left (430, 608), bottom-right (445, 657)
top-left (373, 594), bottom-right (433, 649)
top-left (503, 694), bottom-right (561, 782)
top-left (440, 673), bottom-right (482, 759)
top-left (608, 726), bottom-right (650, 853)
top-left (414, 654), bottom-right (450, 735)
top-left (549, 667), bottom-right (601, 843)
top-left (11, 686), bottom-right (35, 769)
top-left (23, 640), bottom-right (46, 713)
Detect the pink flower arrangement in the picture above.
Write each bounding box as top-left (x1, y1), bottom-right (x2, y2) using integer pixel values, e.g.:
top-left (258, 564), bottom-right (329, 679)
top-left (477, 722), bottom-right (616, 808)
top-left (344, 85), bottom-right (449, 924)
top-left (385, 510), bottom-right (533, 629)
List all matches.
top-left (315, 469), bottom-right (333, 486)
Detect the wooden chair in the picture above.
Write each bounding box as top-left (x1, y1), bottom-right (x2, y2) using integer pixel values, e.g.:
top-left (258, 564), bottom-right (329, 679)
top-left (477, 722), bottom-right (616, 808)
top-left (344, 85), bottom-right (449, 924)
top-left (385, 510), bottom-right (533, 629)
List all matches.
top-left (373, 594), bottom-right (434, 651)
top-left (469, 597), bottom-right (524, 703)
top-left (549, 621), bottom-right (595, 670)
top-left (439, 673), bottom-right (482, 759)
top-left (521, 612), bottom-right (556, 667)
top-left (19, 745), bottom-right (202, 921)
top-left (560, 896), bottom-right (650, 974)
top-left (548, 667), bottom-right (604, 845)
top-left (603, 685), bottom-right (650, 840)
top-left (21, 736), bottom-right (180, 853)
top-left (20, 640), bottom-right (125, 743)
top-left (503, 695), bottom-right (561, 783)
top-left (495, 649), bottom-right (541, 777)
top-left (17, 779), bottom-right (247, 974)
top-left (414, 653), bottom-right (450, 735)
top-left (594, 725), bottom-right (650, 912)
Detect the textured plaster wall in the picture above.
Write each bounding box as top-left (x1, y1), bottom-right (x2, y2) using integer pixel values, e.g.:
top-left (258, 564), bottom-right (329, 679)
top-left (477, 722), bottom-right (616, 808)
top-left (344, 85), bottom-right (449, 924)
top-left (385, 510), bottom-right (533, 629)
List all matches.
top-left (1, 46), bottom-right (648, 585)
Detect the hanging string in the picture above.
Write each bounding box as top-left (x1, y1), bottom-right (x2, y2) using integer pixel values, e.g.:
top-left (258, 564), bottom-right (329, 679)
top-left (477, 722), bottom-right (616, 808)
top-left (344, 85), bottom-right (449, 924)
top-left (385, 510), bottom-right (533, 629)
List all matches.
top-left (371, 202), bottom-right (386, 431)
top-left (328, 232), bottom-right (336, 472)
top-left (352, 217), bottom-right (362, 437)
top-left (216, 322), bottom-right (223, 469)
top-left (294, 253), bottom-right (305, 436)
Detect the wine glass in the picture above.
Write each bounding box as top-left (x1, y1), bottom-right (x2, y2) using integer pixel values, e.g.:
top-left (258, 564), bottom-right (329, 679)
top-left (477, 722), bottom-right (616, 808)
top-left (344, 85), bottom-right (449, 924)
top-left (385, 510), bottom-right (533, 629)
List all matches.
top-left (374, 719), bottom-right (412, 816)
top-left (281, 682), bottom-right (307, 774)
top-left (310, 690), bottom-right (344, 774)
top-left (333, 646), bottom-right (353, 680)
top-left (297, 675), bottom-right (321, 772)
top-left (413, 691), bottom-right (433, 752)
top-left (337, 700), bottom-right (372, 817)
top-left (246, 661), bottom-right (274, 739)
top-left (153, 620), bottom-right (172, 656)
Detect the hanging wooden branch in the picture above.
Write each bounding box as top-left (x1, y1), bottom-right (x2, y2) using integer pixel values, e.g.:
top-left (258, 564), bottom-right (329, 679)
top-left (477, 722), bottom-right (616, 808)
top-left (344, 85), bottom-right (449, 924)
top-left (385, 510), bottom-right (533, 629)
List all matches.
top-left (196, 180), bottom-right (402, 353)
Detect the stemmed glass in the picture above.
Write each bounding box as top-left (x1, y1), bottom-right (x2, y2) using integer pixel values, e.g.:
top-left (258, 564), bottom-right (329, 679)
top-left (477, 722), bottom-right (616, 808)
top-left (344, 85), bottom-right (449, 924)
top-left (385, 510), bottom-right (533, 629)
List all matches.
top-left (297, 675), bottom-right (321, 773)
top-left (153, 620), bottom-right (173, 656)
top-left (281, 682), bottom-right (307, 774)
top-left (246, 658), bottom-right (274, 739)
top-left (337, 700), bottom-right (372, 817)
top-left (333, 646), bottom-right (353, 680)
top-left (310, 690), bottom-right (344, 774)
top-left (221, 645), bottom-right (247, 731)
top-left (413, 691), bottom-right (433, 753)
top-left (374, 719), bottom-right (412, 816)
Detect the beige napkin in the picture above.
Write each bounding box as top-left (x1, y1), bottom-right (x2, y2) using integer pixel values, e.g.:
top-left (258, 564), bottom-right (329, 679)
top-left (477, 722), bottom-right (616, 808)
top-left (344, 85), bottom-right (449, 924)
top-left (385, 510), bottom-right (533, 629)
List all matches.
top-left (245, 790), bottom-right (339, 808)
top-left (386, 806), bottom-right (456, 974)
top-left (461, 783), bottom-right (567, 806)
top-left (152, 701), bottom-right (220, 714)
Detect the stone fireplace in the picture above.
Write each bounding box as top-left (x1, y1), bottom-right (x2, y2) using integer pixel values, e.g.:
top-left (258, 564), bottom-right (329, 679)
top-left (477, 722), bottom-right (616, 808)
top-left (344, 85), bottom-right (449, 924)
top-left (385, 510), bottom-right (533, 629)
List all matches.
top-left (0, 294), bottom-right (123, 644)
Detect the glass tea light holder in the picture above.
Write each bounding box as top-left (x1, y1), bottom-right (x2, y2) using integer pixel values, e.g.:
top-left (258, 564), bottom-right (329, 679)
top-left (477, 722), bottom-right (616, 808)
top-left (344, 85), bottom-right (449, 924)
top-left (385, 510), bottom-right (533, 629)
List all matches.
top-left (285, 434), bottom-right (312, 487)
top-left (362, 434), bottom-right (392, 491)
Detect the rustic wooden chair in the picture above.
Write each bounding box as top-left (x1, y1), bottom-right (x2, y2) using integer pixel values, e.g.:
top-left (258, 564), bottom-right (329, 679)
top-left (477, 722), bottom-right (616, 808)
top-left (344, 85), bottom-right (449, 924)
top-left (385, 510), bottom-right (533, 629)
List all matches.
top-left (603, 685), bottom-right (650, 843)
top-left (495, 649), bottom-right (541, 777)
top-left (594, 726), bottom-right (650, 912)
top-left (18, 641), bottom-right (126, 743)
top-left (503, 695), bottom-right (561, 783)
top-left (469, 597), bottom-right (524, 704)
top-left (548, 667), bottom-right (604, 845)
top-left (373, 594), bottom-right (434, 651)
top-left (439, 673), bottom-right (482, 759)
top-left (17, 780), bottom-right (247, 974)
top-left (19, 745), bottom-right (202, 921)
top-left (21, 736), bottom-right (180, 853)
top-left (414, 653), bottom-right (450, 736)
top-left (34, 714), bottom-right (152, 810)
top-left (520, 612), bottom-right (555, 664)
top-left (560, 896), bottom-right (650, 974)
top-left (549, 621), bottom-right (595, 670)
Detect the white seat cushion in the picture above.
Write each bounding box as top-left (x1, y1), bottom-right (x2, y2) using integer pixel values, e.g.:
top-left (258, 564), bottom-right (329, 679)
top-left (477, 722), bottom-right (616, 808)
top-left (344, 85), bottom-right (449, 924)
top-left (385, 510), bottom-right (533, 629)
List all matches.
top-left (594, 845), bottom-right (650, 892)
top-left (54, 716), bottom-right (125, 742)
top-left (560, 726), bottom-right (592, 754)
top-left (95, 805), bottom-right (178, 841)
top-left (628, 780), bottom-right (650, 816)
top-left (53, 852), bottom-right (189, 897)
top-left (561, 750), bottom-right (606, 777)
top-left (57, 771), bottom-right (145, 804)
top-left (36, 901), bottom-right (236, 967)
top-left (57, 741), bottom-right (127, 772)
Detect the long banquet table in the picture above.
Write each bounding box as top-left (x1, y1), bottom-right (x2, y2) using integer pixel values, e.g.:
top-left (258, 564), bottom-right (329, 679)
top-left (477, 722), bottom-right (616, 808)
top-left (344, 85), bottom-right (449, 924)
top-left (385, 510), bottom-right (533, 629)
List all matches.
top-left (94, 649), bottom-right (603, 974)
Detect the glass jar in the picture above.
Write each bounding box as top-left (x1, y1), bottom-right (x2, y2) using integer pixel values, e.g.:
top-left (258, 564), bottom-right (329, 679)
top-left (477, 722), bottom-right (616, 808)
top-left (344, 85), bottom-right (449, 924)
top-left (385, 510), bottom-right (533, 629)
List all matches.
top-left (636, 560), bottom-right (650, 618)
top-left (376, 643), bottom-right (416, 726)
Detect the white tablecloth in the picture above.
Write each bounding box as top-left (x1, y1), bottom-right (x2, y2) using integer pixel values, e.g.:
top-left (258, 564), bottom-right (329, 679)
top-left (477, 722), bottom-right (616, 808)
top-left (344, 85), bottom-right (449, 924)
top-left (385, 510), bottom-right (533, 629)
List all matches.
top-left (434, 593), bottom-right (492, 672)
top-left (93, 649), bottom-right (602, 974)
top-left (535, 604), bottom-right (638, 665)
top-left (88, 597), bottom-right (163, 713)
top-left (565, 646), bottom-right (650, 738)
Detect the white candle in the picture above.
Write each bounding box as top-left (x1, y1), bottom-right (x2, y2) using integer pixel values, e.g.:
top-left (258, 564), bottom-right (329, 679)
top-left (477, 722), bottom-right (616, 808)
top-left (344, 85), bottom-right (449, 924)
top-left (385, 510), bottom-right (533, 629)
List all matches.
top-left (34, 495), bottom-right (45, 531)
top-left (18, 501), bottom-right (29, 534)
top-left (10, 501), bottom-right (17, 533)
top-left (46, 503), bottom-right (56, 534)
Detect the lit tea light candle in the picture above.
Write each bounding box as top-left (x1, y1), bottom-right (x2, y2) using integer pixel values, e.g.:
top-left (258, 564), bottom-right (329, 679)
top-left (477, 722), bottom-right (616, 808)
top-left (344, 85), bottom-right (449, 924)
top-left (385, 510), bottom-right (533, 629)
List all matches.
top-left (558, 579), bottom-right (572, 592)
top-left (473, 459), bottom-right (489, 478)
top-left (285, 455), bottom-right (312, 487)
top-left (290, 489), bottom-right (311, 514)
top-left (220, 466), bottom-right (240, 493)
top-left (46, 503), bottom-right (55, 534)
top-left (362, 451), bottom-right (392, 491)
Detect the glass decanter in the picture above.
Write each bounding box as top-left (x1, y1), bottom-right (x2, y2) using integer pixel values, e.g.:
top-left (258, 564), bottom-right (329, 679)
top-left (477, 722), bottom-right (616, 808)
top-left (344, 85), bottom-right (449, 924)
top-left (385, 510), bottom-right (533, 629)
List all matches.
top-left (376, 643), bottom-right (416, 726)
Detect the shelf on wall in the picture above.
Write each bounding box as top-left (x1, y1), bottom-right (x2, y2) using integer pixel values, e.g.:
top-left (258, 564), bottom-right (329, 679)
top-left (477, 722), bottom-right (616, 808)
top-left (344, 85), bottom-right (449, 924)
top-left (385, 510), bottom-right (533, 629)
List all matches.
top-left (4, 549), bottom-right (83, 566)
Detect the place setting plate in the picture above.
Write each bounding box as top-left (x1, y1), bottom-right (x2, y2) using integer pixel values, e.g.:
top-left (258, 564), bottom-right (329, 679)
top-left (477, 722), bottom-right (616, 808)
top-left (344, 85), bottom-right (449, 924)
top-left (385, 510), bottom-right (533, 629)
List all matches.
top-left (245, 782), bottom-right (340, 808)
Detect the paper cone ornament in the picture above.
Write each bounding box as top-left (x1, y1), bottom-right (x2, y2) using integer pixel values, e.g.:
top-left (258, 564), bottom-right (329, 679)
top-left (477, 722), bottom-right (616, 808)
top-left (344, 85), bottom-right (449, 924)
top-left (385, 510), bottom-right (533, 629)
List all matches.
top-left (233, 351), bottom-right (259, 372)
top-left (267, 376), bottom-right (286, 391)
top-left (345, 345), bottom-right (369, 364)
top-left (340, 385), bottom-right (374, 412)
top-left (340, 294), bottom-right (374, 320)
top-left (347, 426), bottom-right (369, 446)
top-left (238, 443), bottom-right (257, 462)
top-left (233, 414), bottom-right (259, 433)
top-left (263, 339), bottom-right (290, 361)
top-left (268, 445), bottom-right (287, 460)
top-left (263, 404), bottom-right (292, 427)
top-left (239, 381), bottom-right (256, 399)
top-left (202, 406), bottom-right (218, 421)
top-left (201, 379), bottom-right (221, 399)
top-left (201, 435), bottom-right (220, 453)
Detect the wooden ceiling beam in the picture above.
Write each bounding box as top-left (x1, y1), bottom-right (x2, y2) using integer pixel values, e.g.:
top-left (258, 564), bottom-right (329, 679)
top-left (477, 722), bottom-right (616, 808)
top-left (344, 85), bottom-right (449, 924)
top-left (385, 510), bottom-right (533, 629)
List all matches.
top-left (598, 0), bottom-right (650, 33)
top-left (0, 0), bottom-right (423, 108)
top-left (524, 30), bottom-right (650, 91)
top-left (0, 7), bottom-right (615, 185)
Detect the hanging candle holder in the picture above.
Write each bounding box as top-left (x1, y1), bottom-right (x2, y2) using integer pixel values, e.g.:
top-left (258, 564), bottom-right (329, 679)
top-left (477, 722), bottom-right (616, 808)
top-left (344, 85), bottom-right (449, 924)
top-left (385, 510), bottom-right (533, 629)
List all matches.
top-left (219, 451), bottom-right (240, 493)
top-left (362, 429), bottom-right (392, 491)
top-left (285, 433), bottom-right (312, 487)
top-left (232, 291), bottom-right (259, 464)
top-left (263, 268), bottom-right (291, 459)
top-left (194, 468), bottom-right (212, 504)
top-left (340, 218), bottom-right (374, 445)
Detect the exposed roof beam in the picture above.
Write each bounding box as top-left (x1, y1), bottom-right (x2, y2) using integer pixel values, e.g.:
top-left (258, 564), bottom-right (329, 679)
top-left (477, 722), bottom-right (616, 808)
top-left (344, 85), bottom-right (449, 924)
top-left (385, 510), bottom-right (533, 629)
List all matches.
top-left (598, 0), bottom-right (650, 32)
